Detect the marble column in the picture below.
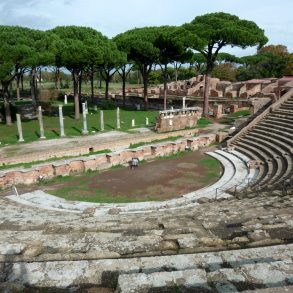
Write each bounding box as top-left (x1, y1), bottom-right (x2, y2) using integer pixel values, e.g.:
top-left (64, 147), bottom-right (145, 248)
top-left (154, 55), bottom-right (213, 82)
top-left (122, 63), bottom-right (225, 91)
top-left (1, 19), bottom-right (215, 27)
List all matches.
top-left (100, 110), bottom-right (104, 131)
top-left (38, 106), bottom-right (46, 139)
top-left (117, 107), bottom-right (121, 129)
top-left (64, 94), bottom-right (68, 105)
top-left (145, 117), bottom-right (149, 126)
top-left (182, 96), bottom-right (186, 110)
top-left (131, 119), bottom-right (135, 127)
top-left (16, 114), bottom-right (24, 142)
top-left (82, 103), bottom-right (88, 135)
top-left (59, 105), bottom-right (65, 137)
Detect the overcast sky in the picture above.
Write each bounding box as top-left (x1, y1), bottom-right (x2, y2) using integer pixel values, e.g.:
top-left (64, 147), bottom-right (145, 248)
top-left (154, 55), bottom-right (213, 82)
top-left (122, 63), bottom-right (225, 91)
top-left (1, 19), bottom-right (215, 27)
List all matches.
top-left (0, 0), bottom-right (292, 56)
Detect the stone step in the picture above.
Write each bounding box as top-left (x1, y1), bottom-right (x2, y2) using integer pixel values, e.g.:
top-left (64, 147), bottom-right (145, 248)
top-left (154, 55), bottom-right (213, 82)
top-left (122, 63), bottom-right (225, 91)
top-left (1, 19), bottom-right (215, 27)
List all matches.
top-left (235, 140), bottom-right (276, 186)
top-left (117, 269), bottom-right (210, 292)
top-left (2, 244), bottom-right (292, 291)
top-left (254, 125), bottom-right (293, 142)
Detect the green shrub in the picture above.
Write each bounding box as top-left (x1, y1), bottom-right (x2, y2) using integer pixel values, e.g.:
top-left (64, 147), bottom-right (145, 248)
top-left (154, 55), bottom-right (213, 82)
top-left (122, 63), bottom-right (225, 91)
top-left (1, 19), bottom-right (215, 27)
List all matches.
top-left (100, 99), bottom-right (117, 110)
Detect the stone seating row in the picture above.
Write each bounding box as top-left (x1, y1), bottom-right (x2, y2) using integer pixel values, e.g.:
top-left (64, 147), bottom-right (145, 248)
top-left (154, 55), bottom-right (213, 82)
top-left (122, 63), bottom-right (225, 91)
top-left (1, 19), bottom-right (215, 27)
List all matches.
top-left (3, 244), bottom-right (292, 292)
top-left (230, 95), bottom-right (293, 190)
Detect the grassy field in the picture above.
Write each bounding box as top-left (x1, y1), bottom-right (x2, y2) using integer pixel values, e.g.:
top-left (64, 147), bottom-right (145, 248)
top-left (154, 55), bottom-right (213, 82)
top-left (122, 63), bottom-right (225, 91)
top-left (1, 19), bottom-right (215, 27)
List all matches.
top-left (39, 153), bottom-right (221, 203)
top-left (0, 104), bottom-right (158, 145)
top-left (0, 103), bottom-right (213, 146)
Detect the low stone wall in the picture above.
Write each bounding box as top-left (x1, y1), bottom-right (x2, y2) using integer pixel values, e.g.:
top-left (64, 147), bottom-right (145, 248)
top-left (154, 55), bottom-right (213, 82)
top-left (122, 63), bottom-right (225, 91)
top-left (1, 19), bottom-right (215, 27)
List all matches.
top-left (0, 134), bottom-right (216, 189)
top-left (0, 129), bottom-right (200, 166)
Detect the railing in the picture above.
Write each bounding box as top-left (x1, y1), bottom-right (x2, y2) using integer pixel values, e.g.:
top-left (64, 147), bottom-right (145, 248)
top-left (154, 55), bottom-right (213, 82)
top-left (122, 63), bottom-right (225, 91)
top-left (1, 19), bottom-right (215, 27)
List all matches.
top-left (231, 177), bottom-right (293, 198)
top-left (159, 107), bottom-right (201, 115)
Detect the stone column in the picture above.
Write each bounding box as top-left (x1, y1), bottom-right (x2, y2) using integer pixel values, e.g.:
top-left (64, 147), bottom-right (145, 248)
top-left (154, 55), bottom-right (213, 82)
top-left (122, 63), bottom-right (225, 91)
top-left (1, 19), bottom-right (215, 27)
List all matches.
top-left (100, 110), bottom-right (104, 131)
top-left (117, 107), bottom-right (120, 129)
top-left (59, 105), bottom-right (65, 137)
top-left (182, 97), bottom-right (186, 110)
top-left (145, 117), bottom-right (149, 126)
top-left (131, 119), bottom-right (135, 127)
top-left (16, 114), bottom-right (24, 142)
top-left (38, 106), bottom-right (46, 139)
top-left (64, 94), bottom-right (68, 105)
top-left (82, 103), bottom-right (88, 135)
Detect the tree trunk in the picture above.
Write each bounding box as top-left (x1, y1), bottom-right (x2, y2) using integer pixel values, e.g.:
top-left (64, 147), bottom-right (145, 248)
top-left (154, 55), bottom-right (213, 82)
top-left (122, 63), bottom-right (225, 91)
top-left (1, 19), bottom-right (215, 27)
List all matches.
top-left (78, 70), bottom-right (82, 101)
top-left (55, 67), bottom-right (61, 90)
top-left (122, 74), bottom-right (126, 107)
top-left (98, 71), bottom-right (102, 89)
top-left (105, 76), bottom-right (109, 99)
top-left (30, 67), bottom-right (37, 105)
top-left (142, 73), bottom-right (148, 110)
top-left (90, 69), bottom-right (94, 103)
top-left (2, 83), bottom-right (12, 126)
top-left (39, 68), bottom-right (42, 86)
top-left (203, 72), bottom-right (211, 117)
top-left (72, 71), bottom-right (80, 120)
top-left (16, 74), bottom-right (21, 101)
top-left (21, 74), bottom-right (24, 91)
top-left (163, 64), bottom-right (168, 110)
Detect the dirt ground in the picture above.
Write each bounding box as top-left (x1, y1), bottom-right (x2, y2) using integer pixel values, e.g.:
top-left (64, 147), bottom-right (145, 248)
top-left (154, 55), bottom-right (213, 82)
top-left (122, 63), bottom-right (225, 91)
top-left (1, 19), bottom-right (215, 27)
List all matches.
top-left (3, 148), bottom-right (222, 202)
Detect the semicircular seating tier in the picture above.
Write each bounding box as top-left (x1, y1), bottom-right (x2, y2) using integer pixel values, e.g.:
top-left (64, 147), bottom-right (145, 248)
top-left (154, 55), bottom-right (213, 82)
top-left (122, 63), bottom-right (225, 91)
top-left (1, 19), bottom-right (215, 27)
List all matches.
top-left (228, 89), bottom-right (293, 191)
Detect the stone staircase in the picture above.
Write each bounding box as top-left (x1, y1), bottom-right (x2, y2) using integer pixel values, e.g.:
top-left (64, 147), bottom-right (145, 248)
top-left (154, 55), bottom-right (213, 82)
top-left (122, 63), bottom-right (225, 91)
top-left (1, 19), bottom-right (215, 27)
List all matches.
top-left (229, 93), bottom-right (293, 190)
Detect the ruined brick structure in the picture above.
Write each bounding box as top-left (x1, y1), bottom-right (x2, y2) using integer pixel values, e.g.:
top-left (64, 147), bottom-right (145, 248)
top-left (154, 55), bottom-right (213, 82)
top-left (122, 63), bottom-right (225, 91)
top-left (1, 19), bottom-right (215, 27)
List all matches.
top-left (155, 107), bottom-right (202, 133)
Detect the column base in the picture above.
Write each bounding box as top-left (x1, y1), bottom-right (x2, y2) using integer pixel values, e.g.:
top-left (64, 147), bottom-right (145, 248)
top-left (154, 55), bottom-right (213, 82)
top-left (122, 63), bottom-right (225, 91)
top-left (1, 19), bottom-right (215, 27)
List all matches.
top-left (82, 130), bottom-right (89, 135)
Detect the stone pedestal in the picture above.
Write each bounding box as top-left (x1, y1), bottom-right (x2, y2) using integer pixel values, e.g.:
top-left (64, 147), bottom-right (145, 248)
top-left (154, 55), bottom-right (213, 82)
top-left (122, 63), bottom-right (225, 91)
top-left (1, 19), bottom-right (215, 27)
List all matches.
top-left (216, 132), bottom-right (229, 143)
top-left (16, 114), bottom-right (24, 142)
top-left (59, 106), bottom-right (65, 137)
top-left (213, 104), bottom-right (223, 119)
top-left (82, 103), bottom-right (88, 135)
top-left (38, 106), bottom-right (46, 139)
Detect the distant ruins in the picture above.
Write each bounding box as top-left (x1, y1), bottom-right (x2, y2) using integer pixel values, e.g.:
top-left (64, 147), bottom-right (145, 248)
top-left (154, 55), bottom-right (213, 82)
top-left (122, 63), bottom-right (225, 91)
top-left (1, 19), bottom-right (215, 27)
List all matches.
top-left (124, 76), bottom-right (293, 101)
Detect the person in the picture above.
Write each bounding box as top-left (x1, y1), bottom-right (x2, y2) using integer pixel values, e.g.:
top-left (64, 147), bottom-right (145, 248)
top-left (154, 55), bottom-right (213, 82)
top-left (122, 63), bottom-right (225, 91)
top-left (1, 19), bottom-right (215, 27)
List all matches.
top-left (131, 158), bottom-right (139, 169)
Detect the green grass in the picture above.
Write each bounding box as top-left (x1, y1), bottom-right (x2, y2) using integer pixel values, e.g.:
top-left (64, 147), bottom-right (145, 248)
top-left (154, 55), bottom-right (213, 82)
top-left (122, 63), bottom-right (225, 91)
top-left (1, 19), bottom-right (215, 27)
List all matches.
top-left (129, 135), bottom-right (183, 149)
top-left (49, 187), bottom-right (159, 204)
top-left (218, 109), bottom-right (251, 125)
top-left (0, 105), bottom-right (158, 145)
top-left (227, 109), bottom-right (251, 118)
top-left (35, 152), bottom-right (222, 204)
top-left (197, 156), bottom-right (222, 185)
top-left (196, 117), bottom-right (213, 128)
top-left (0, 149), bottom-right (111, 170)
